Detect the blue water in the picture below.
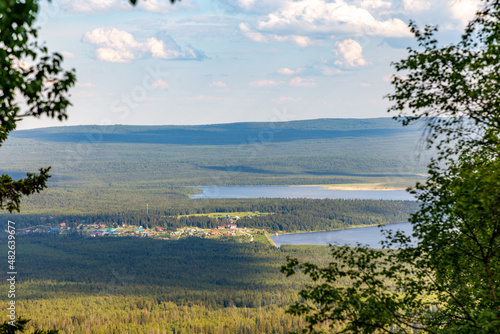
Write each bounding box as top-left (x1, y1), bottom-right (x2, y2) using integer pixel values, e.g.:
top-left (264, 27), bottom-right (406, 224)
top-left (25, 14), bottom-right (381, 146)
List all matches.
top-left (190, 186), bottom-right (415, 201)
top-left (270, 222), bottom-right (414, 248)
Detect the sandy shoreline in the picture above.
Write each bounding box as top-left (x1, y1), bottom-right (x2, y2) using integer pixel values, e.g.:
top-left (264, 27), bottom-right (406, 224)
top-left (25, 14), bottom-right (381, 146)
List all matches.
top-left (292, 183), bottom-right (408, 191)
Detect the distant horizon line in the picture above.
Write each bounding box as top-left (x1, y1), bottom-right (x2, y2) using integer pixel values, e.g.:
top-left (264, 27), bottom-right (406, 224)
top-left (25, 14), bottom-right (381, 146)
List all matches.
top-left (16, 116), bottom-right (412, 131)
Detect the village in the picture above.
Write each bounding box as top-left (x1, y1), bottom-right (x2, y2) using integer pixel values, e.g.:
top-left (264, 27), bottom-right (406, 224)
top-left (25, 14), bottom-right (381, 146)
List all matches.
top-left (15, 214), bottom-right (270, 244)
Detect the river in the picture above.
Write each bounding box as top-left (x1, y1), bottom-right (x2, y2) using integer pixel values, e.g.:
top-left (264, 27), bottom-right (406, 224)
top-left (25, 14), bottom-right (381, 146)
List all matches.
top-left (190, 186), bottom-right (415, 201)
top-left (270, 222), bottom-right (414, 248)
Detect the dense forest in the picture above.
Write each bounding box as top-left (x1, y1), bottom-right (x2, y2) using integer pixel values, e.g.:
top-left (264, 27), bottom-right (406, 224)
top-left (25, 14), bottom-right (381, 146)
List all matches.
top-left (0, 119), bottom-right (424, 333)
top-left (4, 198), bottom-right (418, 232)
top-left (0, 234), bottom-right (342, 333)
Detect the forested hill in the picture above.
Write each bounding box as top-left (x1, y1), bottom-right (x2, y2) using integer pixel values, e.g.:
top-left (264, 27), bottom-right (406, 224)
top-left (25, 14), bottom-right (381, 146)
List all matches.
top-left (12, 118), bottom-right (424, 146)
top-left (1, 117), bottom-right (431, 214)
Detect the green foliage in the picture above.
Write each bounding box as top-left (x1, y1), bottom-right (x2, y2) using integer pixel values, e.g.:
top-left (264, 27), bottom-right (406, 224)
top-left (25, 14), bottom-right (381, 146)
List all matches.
top-left (0, 168), bottom-right (50, 213)
top-left (0, 0), bottom-right (76, 212)
top-left (0, 235), bottom-right (334, 333)
top-left (387, 1), bottom-right (500, 155)
top-left (0, 317), bottom-right (58, 334)
top-left (0, 317), bottom-right (30, 334)
top-left (4, 198), bottom-right (417, 232)
top-left (283, 1), bottom-right (500, 333)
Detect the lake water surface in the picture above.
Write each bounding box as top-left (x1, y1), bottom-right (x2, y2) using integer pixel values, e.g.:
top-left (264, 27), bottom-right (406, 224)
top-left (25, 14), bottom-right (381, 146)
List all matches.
top-left (190, 186), bottom-right (415, 201)
top-left (270, 222), bottom-right (414, 248)
top-left (190, 186), bottom-right (416, 248)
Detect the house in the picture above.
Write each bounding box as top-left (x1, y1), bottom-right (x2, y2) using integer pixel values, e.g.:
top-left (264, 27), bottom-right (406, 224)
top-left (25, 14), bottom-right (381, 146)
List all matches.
top-left (217, 226), bottom-right (225, 230)
top-left (210, 230), bottom-right (218, 235)
top-left (228, 223), bottom-right (237, 230)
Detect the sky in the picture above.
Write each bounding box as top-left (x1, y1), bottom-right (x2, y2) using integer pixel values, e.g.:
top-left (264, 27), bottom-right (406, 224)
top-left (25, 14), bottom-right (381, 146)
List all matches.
top-left (19, 0), bottom-right (482, 129)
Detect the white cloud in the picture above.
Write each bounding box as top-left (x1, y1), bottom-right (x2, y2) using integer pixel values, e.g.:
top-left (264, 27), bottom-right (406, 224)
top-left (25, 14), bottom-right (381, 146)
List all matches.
top-left (403, 0), bottom-right (431, 12)
top-left (274, 34), bottom-right (313, 47)
top-left (238, 0), bottom-right (257, 10)
top-left (249, 79), bottom-right (283, 87)
top-left (251, 0), bottom-right (411, 42)
top-left (60, 0), bottom-right (182, 14)
top-left (239, 23), bottom-right (312, 46)
top-left (61, 0), bottom-right (128, 14)
top-left (449, 0), bottom-right (481, 26)
top-left (135, 0), bottom-right (177, 13)
top-left (145, 37), bottom-right (185, 60)
top-left (277, 68), bottom-right (295, 75)
top-left (61, 51), bottom-right (75, 59)
top-left (360, 82), bottom-right (371, 87)
top-left (239, 23), bottom-right (268, 43)
top-left (215, 0), bottom-right (288, 14)
top-left (277, 68), bottom-right (296, 75)
top-left (151, 80), bottom-right (169, 89)
top-left (357, 0), bottom-right (392, 10)
top-left (277, 67), bottom-right (305, 75)
top-left (320, 66), bottom-right (346, 76)
top-left (382, 75), bottom-right (394, 83)
top-left (83, 27), bottom-right (205, 63)
top-left (210, 81), bottom-right (227, 88)
top-left (76, 82), bottom-right (95, 88)
top-left (289, 77), bottom-right (316, 87)
top-left (335, 39), bottom-right (368, 68)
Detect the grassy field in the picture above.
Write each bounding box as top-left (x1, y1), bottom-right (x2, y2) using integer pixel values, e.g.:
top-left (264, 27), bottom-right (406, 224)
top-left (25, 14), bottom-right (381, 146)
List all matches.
top-left (177, 211), bottom-right (271, 218)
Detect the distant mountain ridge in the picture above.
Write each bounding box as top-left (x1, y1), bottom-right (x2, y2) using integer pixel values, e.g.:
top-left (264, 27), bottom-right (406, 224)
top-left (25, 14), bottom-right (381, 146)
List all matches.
top-left (12, 118), bottom-right (423, 146)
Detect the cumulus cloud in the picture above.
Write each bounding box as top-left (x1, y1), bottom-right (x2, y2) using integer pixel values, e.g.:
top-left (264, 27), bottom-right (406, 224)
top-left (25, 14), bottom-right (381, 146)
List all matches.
top-left (277, 68), bottom-right (295, 75)
top-left (239, 23), bottom-right (268, 43)
top-left (60, 0), bottom-right (188, 14)
top-left (356, 0), bottom-right (392, 10)
top-left (237, 0), bottom-right (257, 10)
top-left (151, 80), bottom-right (169, 89)
top-left (277, 67), bottom-right (304, 75)
top-left (215, 0), bottom-right (288, 14)
top-left (449, 0), bottom-right (481, 26)
top-left (239, 23), bottom-right (312, 46)
top-left (61, 51), bottom-right (75, 59)
top-left (335, 39), bottom-right (368, 68)
top-left (382, 74), bottom-right (394, 83)
top-left (210, 81), bottom-right (227, 88)
top-left (250, 0), bottom-right (410, 42)
top-left (83, 27), bottom-right (206, 63)
top-left (402, 0), bottom-right (431, 12)
top-left (319, 66), bottom-right (346, 76)
top-left (289, 77), bottom-right (316, 87)
top-left (249, 79), bottom-right (283, 87)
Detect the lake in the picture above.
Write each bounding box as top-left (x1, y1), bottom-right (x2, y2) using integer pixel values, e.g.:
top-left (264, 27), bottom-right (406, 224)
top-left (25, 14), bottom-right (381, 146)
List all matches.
top-left (270, 222), bottom-right (414, 248)
top-left (190, 186), bottom-right (415, 201)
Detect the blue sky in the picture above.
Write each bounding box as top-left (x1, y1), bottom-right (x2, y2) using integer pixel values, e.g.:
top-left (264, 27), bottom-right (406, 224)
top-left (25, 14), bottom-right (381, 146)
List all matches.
top-left (19, 0), bottom-right (481, 129)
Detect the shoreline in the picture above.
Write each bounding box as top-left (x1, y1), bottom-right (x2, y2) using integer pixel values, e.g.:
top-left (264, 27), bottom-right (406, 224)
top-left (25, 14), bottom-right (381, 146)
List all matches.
top-left (271, 221), bottom-right (409, 237)
top-left (292, 183), bottom-right (408, 191)
top-left (265, 233), bottom-right (278, 247)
